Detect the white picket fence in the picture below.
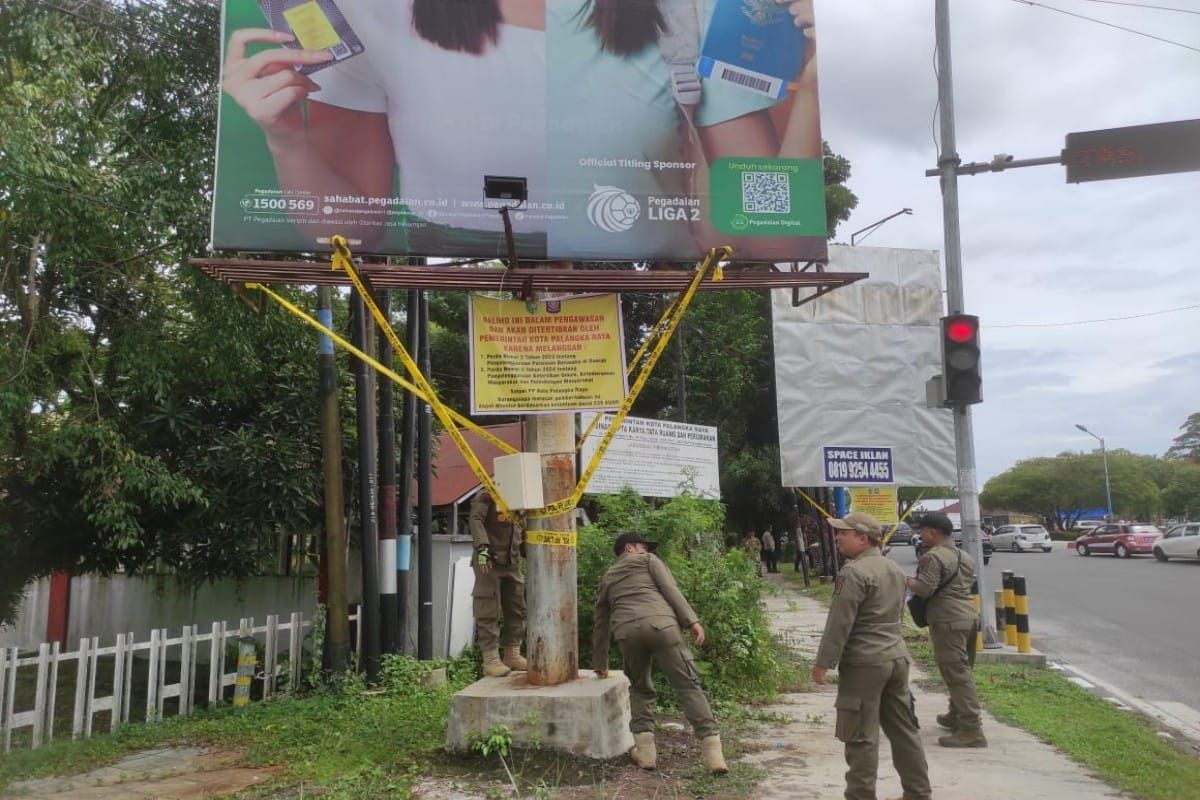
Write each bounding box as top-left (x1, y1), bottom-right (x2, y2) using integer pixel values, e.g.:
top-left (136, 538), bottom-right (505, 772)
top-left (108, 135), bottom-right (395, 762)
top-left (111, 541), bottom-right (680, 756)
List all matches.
top-left (0, 610), bottom-right (361, 753)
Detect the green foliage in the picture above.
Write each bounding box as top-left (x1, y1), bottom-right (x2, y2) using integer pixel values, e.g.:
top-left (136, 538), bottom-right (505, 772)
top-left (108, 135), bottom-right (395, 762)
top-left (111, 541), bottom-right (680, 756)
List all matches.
top-left (1162, 463), bottom-right (1200, 520)
top-left (1165, 411), bottom-right (1200, 464)
top-left (468, 724), bottom-right (514, 759)
top-left (981, 450), bottom-right (1171, 528)
top-left (579, 489), bottom-right (788, 702)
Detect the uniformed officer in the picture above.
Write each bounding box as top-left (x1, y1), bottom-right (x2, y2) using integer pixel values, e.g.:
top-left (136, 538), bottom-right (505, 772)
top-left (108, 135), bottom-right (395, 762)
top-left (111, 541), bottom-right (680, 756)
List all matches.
top-left (468, 489), bottom-right (527, 678)
top-left (908, 512), bottom-right (987, 748)
top-left (742, 529), bottom-right (763, 577)
top-left (812, 512), bottom-right (932, 800)
top-left (593, 532), bottom-right (728, 775)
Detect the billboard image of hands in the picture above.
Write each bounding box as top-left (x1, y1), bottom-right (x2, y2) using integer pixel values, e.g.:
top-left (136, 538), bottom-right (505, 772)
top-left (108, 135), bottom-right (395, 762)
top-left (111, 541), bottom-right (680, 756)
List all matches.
top-left (213, 0), bottom-right (827, 262)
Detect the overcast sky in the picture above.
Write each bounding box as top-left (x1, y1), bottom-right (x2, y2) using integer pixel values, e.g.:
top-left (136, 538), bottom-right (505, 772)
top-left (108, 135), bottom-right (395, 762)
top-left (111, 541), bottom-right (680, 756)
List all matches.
top-left (813, 0), bottom-right (1200, 483)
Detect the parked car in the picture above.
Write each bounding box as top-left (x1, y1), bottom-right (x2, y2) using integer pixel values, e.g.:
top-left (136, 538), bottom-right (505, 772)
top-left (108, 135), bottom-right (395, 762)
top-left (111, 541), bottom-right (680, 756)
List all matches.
top-left (884, 522), bottom-right (914, 545)
top-left (1153, 523), bottom-right (1200, 562)
top-left (914, 528), bottom-right (992, 564)
top-left (1074, 523), bottom-right (1162, 558)
top-left (991, 524), bottom-right (1053, 553)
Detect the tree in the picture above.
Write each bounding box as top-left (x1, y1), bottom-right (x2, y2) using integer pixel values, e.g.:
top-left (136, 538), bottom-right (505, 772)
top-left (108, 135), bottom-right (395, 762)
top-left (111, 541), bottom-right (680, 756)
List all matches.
top-left (1162, 464), bottom-right (1200, 521)
top-left (0, 2), bottom-right (357, 622)
top-left (1165, 412), bottom-right (1200, 464)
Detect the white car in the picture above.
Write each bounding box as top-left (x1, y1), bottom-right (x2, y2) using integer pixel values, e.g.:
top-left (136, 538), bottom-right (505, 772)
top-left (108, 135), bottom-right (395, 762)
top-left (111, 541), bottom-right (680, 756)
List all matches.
top-left (991, 524), bottom-right (1053, 553)
top-left (1153, 523), bottom-right (1200, 562)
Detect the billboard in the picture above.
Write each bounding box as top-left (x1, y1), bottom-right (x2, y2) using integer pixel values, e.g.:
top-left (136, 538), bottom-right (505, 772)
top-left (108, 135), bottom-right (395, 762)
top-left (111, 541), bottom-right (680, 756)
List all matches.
top-left (581, 414), bottom-right (720, 499)
top-left (773, 246), bottom-right (956, 488)
top-left (469, 294), bottom-right (627, 415)
top-left (212, 0), bottom-right (827, 262)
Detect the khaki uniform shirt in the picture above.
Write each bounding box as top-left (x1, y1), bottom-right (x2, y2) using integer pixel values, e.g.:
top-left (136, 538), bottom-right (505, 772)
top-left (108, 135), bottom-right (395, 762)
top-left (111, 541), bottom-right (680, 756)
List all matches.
top-left (911, 543), bottom-right (976, 626)
top-left (592, 552), bottom-right (699, 671)
top-left (762, 532), bottom-right (776, 552)
top-left (815, 549), bottom-right (908, 669)
top-left (468, 491), bottom-right (521, 566)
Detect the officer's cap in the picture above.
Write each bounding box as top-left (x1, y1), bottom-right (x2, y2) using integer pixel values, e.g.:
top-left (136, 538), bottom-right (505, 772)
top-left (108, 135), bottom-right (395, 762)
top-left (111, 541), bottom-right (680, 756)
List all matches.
top-left (613, 532), bottom-right (659, 556)
top-left (911, 511), bottom-right (954, 536)
top-left (829, 511), bottom-right (883, 540)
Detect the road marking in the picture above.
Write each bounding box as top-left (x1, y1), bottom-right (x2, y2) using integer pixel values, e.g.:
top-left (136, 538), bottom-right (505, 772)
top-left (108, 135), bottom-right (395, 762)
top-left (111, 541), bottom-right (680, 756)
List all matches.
top-left (1067, 676), bottom-right (1095, 690)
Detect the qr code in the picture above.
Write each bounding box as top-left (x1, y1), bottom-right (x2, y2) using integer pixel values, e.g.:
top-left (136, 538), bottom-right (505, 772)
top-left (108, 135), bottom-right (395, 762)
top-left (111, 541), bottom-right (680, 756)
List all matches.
top-left (741, 171), bottom-right (791, 214)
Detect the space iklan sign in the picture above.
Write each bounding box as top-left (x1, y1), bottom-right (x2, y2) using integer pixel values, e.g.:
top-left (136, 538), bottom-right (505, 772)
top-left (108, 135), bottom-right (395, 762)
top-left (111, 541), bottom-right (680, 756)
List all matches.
top-left (823, 446), bottom-right (894, 485)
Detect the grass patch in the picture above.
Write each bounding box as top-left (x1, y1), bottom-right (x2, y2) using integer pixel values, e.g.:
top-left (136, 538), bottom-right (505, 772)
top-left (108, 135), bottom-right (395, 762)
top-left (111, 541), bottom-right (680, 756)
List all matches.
top-left (778, 568), bottom-right (834, 605)
top-left (0, 657), bottom-right (475, 799)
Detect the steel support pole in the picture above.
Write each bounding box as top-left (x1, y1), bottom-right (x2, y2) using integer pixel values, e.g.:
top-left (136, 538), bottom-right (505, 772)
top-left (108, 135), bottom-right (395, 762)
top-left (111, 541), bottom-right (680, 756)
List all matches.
top-left (377, 290), bottom-right (400, 654)
top-left (318, 287), bottom-right (350, 673)
top-left (935, 0), bottom-right (999, 648)
top-left (351, 291), bottom-right (382, 678)
top-left (524, 263), bottom-right (579, 686)
top-left (417, 291), bottom-right (434, 660)
top-left (1100, 439), bottom-right (1114, 522)
top-left (397, 290), bottom-right (418, 653)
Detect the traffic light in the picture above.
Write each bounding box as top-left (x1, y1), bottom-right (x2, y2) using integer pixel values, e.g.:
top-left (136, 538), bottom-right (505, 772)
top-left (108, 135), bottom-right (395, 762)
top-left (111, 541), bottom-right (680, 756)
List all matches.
top-left (941, 314), bottom-right (982, 406)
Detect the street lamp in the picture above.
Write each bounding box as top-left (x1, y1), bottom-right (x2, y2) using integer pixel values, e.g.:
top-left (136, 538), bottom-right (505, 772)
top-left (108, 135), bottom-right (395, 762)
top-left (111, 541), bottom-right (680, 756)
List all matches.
top-left (850, 208), bottom-right (913, 246)
top-left (1075, 424), bottom-right (1114, 522)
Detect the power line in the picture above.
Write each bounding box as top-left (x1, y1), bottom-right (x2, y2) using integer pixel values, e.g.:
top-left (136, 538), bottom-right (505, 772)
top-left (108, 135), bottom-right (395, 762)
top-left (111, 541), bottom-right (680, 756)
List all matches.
top-left (1070, 0), bottom-right (1200, 15)
top-left (989, 302), bottom-right (1200, 328)
top-left (1008, 0), bottom-right (1200, 52)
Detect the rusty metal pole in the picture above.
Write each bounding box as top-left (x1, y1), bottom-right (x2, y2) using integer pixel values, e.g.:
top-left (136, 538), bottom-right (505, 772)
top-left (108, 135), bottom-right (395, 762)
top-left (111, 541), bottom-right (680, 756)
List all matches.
top-left (524, 262), bottom-right (579, 686)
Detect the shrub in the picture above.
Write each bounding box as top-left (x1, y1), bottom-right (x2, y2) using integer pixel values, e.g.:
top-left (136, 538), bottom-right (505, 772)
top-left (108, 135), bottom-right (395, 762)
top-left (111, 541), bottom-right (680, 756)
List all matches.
top-left (578, 488), bottom-right (787, 703)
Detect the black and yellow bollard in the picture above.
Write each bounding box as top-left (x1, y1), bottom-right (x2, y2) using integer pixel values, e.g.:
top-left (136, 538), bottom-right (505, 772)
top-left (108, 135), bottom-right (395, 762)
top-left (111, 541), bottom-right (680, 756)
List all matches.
top-left (994, 590), bottom-right (1006, 643)
top-left (1002, 570), bottom-right (1017, 646)
top-left (971, 578), bottom-right (983, 652)
top-left (1014, 576), bottom-right (1032, 654)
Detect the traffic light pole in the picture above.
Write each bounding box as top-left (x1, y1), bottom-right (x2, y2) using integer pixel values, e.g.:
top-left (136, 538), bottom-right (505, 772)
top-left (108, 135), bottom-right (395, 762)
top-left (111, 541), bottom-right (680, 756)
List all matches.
top-left (935, 0), bottom-right (999, 648)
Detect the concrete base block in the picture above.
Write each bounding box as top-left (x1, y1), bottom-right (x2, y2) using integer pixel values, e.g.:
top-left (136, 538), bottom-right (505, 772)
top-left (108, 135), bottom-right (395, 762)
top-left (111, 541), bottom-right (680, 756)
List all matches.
top-left (445, 669), bottom-right (634, 760)
top-left (976, 646), bottom-right (1047, 668)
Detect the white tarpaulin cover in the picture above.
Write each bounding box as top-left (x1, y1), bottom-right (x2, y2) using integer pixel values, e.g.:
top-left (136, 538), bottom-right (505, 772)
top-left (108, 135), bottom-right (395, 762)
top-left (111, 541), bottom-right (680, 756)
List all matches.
top-left (773, 245), bottom-right (956, 487)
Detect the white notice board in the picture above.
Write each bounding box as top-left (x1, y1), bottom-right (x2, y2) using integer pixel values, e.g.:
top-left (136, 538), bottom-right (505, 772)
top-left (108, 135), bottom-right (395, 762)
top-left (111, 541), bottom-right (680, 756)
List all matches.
top-left (580, 414), bottom-right (720, 499)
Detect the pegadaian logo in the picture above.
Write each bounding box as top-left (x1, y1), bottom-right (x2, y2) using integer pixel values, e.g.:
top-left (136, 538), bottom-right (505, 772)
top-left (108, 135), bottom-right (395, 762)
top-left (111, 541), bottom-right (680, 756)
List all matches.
top-left (587, 184), bottom-right (641, 233)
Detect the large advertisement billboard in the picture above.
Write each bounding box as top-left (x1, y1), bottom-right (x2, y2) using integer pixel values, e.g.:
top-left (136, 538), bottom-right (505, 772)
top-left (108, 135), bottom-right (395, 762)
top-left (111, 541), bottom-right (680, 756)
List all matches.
top-left (773, 246), bottom-right (957, 488)
top-left (212, 0), bottom-right (827, 262)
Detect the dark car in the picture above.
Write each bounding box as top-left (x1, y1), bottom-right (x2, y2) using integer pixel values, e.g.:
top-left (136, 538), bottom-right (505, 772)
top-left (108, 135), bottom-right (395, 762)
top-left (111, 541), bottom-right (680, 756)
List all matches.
top-left (1075, 523), bottom-right (1162, 558)
top-left (885, 522), bottom-right (914, 545)
top-left (915, 528), bottom-right (992, 564)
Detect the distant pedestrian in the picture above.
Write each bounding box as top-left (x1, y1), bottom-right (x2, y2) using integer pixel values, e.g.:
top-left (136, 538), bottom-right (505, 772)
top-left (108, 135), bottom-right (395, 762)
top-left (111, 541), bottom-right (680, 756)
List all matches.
top-left (909, 512), bottom-right (987, 748)
top-left (742, 529), bottom-right (763, 577)
top-left (813, 511), bottom-right (932, 800)
top-left (762, 527), bottom-right (777, 573)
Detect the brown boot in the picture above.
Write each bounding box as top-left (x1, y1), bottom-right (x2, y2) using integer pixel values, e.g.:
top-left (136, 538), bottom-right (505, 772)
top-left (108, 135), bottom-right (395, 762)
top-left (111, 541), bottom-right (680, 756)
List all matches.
top-left (629, 731), bottom-right (657, 770)
top-left (502, 645), bottom-right (528, 672)
top-left (700, 735), bottom-right (728, 774)
top-left (482, 649), bottom-right (511, 678)
top-left (936, 711), bottom-right (958, 730)
top-left (939, 728), bottom-right (988, 748)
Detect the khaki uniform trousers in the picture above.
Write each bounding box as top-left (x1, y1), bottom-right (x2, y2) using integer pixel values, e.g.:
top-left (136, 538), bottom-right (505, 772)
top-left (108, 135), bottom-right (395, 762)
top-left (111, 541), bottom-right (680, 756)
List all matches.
top-left (618, 618), bottom-right (718, 739)
top-left (472, 563), bottom-right (526, 652)
top-left (930, 621), bottom-right (982, 731)
top-left (835, 658), bottom-right (931, 800)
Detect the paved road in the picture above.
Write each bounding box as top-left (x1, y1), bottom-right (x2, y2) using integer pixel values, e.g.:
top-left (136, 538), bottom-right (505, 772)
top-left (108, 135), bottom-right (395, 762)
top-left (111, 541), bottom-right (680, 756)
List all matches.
top-left (888, 542), bottom-right (1200, 715)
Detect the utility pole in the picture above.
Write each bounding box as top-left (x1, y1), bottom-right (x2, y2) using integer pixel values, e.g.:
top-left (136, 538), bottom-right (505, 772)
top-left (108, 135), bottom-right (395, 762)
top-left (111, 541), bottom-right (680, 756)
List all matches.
top-left (377, 290), bottom-right (400, 654)
top-left (318, 287), bottom-right (349, 672)
top-left (351, 291), bottom-right (382, 678)
top-left (417, 290), bottom-right (434, 660)
top-left (525, 262), bottom-right (579, 686)
top-left (397, 290), bottom-right (419, 653)
top-left (935, 0), bottom-right (998, 647)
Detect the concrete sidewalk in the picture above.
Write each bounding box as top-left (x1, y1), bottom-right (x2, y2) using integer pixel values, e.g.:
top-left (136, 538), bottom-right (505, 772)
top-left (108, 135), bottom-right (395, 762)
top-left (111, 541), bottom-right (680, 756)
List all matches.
top-left (744, 574), bottom-right (1130, 799)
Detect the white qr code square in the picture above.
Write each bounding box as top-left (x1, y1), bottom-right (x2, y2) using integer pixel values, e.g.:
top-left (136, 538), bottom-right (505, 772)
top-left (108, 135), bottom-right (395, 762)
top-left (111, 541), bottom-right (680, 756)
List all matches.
top-left (741, 171), bottom-right (791, 214)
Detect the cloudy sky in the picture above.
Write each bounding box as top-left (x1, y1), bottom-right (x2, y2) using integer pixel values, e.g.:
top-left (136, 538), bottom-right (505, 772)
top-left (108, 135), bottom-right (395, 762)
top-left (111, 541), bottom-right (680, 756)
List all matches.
top-left (813, 0), bottom-right (1200, 483)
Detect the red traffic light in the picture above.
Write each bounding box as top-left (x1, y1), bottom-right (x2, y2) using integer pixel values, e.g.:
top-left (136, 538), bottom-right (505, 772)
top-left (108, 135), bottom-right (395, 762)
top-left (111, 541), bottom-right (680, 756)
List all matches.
top-left (945, 317), bottom-right (977, 343)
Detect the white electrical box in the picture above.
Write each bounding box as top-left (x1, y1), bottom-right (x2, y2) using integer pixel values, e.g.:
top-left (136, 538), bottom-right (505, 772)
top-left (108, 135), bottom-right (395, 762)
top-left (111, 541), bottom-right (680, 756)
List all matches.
top-left (493, 452), bottom-right (544, 510)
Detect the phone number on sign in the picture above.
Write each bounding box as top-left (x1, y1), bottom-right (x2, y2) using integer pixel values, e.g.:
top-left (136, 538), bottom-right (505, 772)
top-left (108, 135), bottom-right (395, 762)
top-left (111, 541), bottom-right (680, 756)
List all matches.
top-left (240, 197), bottom-right (318, 213)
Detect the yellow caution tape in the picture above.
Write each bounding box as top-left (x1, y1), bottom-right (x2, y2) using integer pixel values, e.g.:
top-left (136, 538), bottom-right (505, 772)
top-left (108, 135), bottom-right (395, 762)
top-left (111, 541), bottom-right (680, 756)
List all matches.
top-left (245, 282), bottom-right (518, 457)
top-left (523, 530), bottom-right (578, 548)
top-left (327, 237), bottom-right (519, 526)
top-left (528, 246), bottom-right (730, 520)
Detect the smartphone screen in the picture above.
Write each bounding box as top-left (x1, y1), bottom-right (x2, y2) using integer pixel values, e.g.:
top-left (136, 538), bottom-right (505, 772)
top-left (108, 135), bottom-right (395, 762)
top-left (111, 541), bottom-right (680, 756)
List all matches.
top-left (257, 0), bottom-right (364, 74)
